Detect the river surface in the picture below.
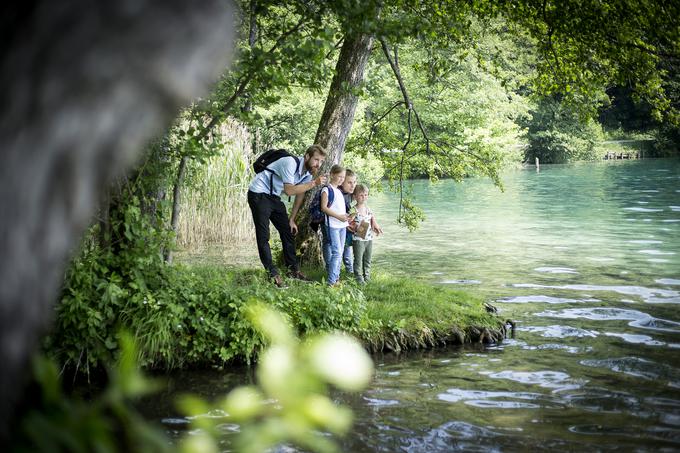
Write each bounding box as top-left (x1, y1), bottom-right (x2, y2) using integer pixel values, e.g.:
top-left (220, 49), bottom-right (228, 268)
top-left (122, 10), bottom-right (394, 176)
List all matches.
top-left (151, 159), bottom-right (680, 451)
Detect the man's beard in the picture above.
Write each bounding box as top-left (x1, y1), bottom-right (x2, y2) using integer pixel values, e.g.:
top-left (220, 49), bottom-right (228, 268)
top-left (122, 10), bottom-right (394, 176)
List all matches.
top-left (305, 161), bottom-right (317, 175)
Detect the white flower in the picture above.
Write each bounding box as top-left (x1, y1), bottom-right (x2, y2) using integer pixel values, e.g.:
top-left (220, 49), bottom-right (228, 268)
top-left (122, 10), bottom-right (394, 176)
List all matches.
top-left (257, 345), bottom-right (294, 395)
top-left (308, 334), bottom-right (373, 391)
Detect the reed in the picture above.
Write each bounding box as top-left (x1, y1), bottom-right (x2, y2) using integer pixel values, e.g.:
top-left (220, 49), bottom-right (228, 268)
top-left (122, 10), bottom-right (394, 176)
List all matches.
top-left (177, 119), bottom-right (256, 248)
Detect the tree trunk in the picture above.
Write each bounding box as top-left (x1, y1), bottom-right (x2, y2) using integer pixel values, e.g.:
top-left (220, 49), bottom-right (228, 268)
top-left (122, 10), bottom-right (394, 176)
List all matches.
top-left (295, 31), bottom-right (374, 267)
top-left (314, 32), bottom-right (374, 163)
top-left (165, 154), bottom-right (188, 263)
top-left (0, 0), bottom-right (234, 438)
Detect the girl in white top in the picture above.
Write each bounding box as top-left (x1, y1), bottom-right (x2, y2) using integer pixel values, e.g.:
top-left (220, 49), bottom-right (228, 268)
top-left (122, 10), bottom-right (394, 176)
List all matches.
top-left (351, 184), bottom-right (382, 284)
top-left (321, 165), bottom-right (349, 286)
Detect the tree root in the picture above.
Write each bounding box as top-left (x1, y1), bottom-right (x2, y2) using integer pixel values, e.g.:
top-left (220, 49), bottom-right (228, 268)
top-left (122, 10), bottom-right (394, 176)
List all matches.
top-left (365, 319), bottom-right (513, 353)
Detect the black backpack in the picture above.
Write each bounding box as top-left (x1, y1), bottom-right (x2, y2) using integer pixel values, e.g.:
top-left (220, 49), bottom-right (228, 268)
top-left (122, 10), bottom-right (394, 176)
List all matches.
top-left (252, 149), bottom-right (300, 195)
top-left (309, 185), bottom-right (334, 231)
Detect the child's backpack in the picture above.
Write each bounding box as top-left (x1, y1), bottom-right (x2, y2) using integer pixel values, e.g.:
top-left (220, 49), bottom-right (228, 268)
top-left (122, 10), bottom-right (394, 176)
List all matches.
top-left (309, 185), bottom-right (334, 231)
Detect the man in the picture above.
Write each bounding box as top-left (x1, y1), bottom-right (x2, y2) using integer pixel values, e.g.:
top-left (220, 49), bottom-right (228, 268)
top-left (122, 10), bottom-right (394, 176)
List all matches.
top-left (248, 144), bottom-right (327, 286)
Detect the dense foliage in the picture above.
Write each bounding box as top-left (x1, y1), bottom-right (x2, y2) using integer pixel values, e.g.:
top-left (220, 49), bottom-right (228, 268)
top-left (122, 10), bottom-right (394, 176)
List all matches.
top-left (524, 97), bottom-right (606, 163)
top-left (47, 1), bottom-right (679, 374)
top-left (49, 252), bottom-right (498, 376)
top-left (24, 2), bottom-right (680, 451)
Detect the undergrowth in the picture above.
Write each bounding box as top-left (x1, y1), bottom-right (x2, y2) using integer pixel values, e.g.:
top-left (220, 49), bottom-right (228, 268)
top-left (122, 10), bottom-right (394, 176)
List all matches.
top-left (47, 258), bottom-right (501, 378)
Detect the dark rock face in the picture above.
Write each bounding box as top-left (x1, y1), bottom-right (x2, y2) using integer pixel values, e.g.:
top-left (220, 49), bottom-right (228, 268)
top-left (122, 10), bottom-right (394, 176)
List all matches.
top-left (0, 0), bottom-right (234, 437)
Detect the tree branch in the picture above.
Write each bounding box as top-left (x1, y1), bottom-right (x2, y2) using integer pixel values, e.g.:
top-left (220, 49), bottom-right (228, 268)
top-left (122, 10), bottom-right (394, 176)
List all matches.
top-left (325, 36), bottom-right (345, 60)
top-left (199, 15), bottom-right (310, 141)
top-left (364, 100), bottom-right (405, 144)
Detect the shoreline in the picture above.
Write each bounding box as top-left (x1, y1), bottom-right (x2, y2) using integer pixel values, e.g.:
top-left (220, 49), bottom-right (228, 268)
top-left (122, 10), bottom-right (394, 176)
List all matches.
top-left (48, 264), bottom-right (508, 376)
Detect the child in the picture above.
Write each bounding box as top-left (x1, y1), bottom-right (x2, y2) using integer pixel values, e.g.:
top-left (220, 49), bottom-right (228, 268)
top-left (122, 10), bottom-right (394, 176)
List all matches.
top-left (321, 165), bottom-right (350, 286)
top-left (322, 168), bottom-right (357, 273)
top-left (340, 169), bottom-right (358, 273)
top-left (351, 184), bottom-right (383, 284)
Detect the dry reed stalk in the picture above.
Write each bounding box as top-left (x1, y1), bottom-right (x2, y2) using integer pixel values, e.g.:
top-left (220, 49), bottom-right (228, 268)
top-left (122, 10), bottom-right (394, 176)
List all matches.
top-left (177, 118), bottom-right (255, 248)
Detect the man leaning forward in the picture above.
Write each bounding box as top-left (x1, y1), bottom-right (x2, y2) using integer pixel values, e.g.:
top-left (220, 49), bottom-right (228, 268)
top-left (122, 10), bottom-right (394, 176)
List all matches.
top-left (247, 144), bottom-right (327, 287)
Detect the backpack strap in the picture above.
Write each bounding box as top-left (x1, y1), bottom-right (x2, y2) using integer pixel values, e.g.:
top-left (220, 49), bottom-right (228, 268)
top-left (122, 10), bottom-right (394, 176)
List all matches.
top-left (323, 185), bottom-right (334, 224)
top-left (264, 155), bottom-right (300, 197)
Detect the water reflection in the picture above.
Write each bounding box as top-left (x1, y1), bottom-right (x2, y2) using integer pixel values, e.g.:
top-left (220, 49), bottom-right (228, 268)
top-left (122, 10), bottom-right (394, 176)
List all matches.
top-left (580, 356), bottom-right (680, 382)
top-left (480, 370), bottom-right (584, 392)
top-left (359, 160), bottom-right (680, 451)
top-left (147, 160), bottom-right (680, 451)
top-left (498, 295), bottom-right (600, 303)
top-left (520, 325), bottom-right (599, 338)
top-left (513, 283), bottom-right (680, 304)
top-left (534, 307), bottom-right (680, 333)
top-left (604, 332), bottom-right (666, 346)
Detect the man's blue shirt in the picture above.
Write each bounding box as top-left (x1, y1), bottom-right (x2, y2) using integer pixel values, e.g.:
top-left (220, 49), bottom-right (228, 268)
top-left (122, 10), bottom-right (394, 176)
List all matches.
top-left (248, 155), bottom-right (311, 197)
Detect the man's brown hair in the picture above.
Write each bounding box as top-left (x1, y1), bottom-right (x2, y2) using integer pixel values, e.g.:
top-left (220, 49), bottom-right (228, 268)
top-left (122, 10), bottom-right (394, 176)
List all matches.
top-left (305, 144), bottom-right (327, 157)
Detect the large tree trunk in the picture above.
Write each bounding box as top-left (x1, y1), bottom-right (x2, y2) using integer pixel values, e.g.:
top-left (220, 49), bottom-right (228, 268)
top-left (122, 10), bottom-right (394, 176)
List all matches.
top-left (296, 31), bottom-right (374, 266)
top-left (0, 0), bottom-right (234, 439)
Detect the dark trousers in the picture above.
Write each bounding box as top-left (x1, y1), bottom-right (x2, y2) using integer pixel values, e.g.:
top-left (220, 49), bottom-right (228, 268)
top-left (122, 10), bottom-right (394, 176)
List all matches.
top-left (247, 191), bottom-right (298, 277)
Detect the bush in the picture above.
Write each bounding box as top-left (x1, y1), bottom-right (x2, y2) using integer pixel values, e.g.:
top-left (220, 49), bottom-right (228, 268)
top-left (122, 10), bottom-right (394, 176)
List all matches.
top-left (524, 97), bottom-right (605, 163)
top-left (47, 258), bottom-right (372, 375)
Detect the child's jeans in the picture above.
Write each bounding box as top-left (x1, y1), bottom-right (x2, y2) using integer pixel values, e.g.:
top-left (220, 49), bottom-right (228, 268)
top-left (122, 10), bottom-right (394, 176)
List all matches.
top-left (343, 232), bottom-right (354, 273)
top-left (325, 226), bottom-right (346, 285)
top-left (353, 239), bottom-right (373, 284)
top-left (322, 227), bottom-right (353, 273)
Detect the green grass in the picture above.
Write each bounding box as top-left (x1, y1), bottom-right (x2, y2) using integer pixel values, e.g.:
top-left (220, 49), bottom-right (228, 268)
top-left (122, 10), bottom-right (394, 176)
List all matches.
top-left (277, 266), bottom-right (503, 352)
top-left (362, 272), bottom-right (492, 327)
top-left (49, 263), bottom-right (504, 376)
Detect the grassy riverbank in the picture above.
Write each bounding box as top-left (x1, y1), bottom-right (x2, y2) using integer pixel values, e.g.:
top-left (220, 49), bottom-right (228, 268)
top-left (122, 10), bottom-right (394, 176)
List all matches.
top-left (48, 262), bottom-right (503, 376)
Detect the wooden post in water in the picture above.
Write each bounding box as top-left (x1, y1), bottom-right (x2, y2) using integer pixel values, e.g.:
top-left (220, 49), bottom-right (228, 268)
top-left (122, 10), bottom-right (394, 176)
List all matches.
top-left (535, 157), bottom-right (540, 172)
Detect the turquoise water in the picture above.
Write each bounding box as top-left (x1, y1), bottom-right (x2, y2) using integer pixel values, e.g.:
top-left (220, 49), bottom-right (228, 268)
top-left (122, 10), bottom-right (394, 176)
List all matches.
top-left (340, 158), bottom-right (680, 451)
top-left (151, 159), bottom-right (680, 451)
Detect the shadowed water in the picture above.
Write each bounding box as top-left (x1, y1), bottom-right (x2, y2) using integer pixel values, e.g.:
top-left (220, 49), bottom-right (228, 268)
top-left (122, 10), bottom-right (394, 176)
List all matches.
top-left (145, 159), bottom-right (680, 451)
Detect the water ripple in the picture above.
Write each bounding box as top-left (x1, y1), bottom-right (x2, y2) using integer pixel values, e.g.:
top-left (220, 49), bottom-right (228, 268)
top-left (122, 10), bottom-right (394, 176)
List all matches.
top-left (604, 332), bottom-right (665, 346)
top-left (522, 343), bottom-right (589, 354)
top-left (534, 307), bottom-right (680, 333)
top-left (563, 388), bottom-right (640, 414)
top-left (514, 283), bottom-right (680, 304)
top-left (498, 295), bottom-right (600, 304)
top-left (535, 307), bottom-right (649, 321)
top-left (638, 249), bottom-right (676, 255)
top-left (438, 388), bottom-right (543, 409)
top-left (629, 317), bottom-right (680, 333)
top-left (161, 417), bottom-right (189, 426)
top-left (580, 356), bottom-right (679, 382)
top-left (402, 421), bottom-right (503, 452)
top-left (364, 396), bottom-right (400, 407)
top-left (441, 279), bottom-right (481, 284)
top-left (534, 267), bottom-right (579, 274)
top-left (624, 207), bottom-right (664, 212)
top-left (481, 370), bottom-right (584, 392)
top-left (521, 325), bottom-right (599, 338)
